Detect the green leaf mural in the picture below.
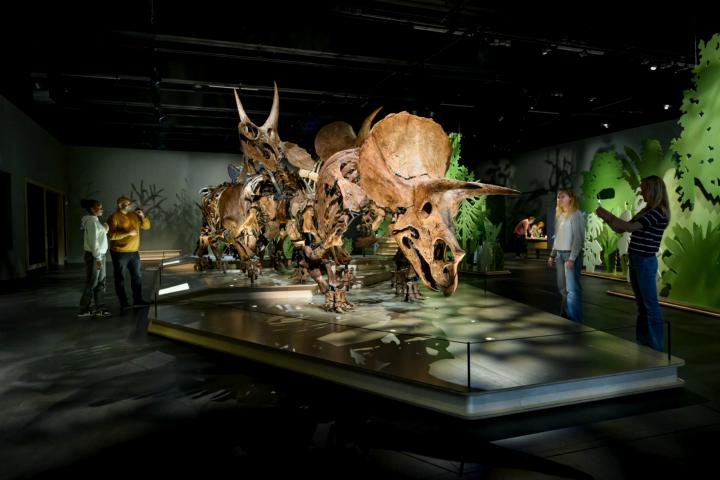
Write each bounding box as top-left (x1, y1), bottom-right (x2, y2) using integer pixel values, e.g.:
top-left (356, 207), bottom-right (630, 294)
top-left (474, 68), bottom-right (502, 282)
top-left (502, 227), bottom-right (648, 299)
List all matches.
top-left (670, 33), bottom-right (720, 210)
top-left (658, 32), bottom-right (720, 309)
top-left (623, 139), bottom-right (675, 192)
top-left (578, 33), bottom-right (720, 309)
top-left (596, 224), bottom-right (620, 273)
top-left (580, 150), bottom-right (636, 272)
top-left (580, 151), bottom-right (636, 215)
top-left (636, 139), bottom-right (674, 180)
top-left (661, 222), bottom-right (720, 308)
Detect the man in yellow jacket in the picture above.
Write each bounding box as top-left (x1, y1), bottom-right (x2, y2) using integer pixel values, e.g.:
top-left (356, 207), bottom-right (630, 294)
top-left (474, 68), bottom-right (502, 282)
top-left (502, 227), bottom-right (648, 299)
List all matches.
top-left (108, 196), bottom-right (151, 309)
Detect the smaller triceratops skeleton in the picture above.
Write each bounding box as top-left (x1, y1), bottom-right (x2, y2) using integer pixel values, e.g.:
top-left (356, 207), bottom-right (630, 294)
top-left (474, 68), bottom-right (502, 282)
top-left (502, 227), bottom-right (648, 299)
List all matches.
top-left (195, 84), bottom-right (318, 274)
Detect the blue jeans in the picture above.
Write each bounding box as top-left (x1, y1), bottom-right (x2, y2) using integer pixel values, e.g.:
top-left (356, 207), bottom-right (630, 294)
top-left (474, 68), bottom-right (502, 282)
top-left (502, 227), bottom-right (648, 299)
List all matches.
top-left (555, 251), bottom-right (583, 323)
top-left (110, 251), bottom-right (144, 307)
top-left (629, 254), bottom-right (664, 351)
top-left (79, 251), bottom-right (106, 310)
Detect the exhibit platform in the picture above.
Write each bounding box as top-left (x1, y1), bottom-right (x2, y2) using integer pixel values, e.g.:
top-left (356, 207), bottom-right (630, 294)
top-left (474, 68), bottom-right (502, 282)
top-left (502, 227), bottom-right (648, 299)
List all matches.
top-left (148, 257), bottom-right (684, 419)
top-left (607, 285), bottom-right (720, 319)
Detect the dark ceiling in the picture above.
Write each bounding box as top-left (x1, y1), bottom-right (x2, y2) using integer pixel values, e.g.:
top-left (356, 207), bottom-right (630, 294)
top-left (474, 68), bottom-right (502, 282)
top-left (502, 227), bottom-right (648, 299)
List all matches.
top-left (2, 1), bottom-right (714, 162)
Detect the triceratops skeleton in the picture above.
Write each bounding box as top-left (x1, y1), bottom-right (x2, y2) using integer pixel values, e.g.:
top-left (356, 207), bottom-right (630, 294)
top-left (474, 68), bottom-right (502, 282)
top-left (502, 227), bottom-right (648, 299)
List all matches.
top-left (313, 111), bottom-right (518, 297)
top-left (197, 85), bottom-right (517, 309)
top-left (196, 83), bottom-right (317, 273)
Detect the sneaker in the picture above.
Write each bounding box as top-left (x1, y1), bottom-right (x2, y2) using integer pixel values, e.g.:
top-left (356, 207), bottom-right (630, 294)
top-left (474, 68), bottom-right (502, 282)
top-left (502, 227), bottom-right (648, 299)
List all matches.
top-left (77, 310), bottom-right (93, 318)
top-left (94, 309), bottom-right (112, 317)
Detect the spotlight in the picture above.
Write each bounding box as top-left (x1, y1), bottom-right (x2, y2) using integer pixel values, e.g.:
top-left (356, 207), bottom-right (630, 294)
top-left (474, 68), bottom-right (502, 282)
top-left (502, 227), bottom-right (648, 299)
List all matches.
top-left (601, 122), bottom-right (610, 129)
top-left (650, 65), bottom-right (658, 71)
top-left (541, 47), bottom-right (552, 55)
top-left (663, 104), bottom-right (671, 110)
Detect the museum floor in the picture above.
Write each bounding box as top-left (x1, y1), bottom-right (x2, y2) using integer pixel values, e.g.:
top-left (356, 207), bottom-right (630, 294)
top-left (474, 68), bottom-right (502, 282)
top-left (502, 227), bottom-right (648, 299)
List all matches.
top-left (1, 257), bottom-right (719, 480)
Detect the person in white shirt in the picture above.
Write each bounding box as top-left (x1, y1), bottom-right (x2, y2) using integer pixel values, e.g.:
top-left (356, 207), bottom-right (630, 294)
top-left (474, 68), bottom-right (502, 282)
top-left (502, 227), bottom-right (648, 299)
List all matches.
top-left (547, 188), bottom-right (585, 322)
top-left (78, 199), bottom-right (110, 317)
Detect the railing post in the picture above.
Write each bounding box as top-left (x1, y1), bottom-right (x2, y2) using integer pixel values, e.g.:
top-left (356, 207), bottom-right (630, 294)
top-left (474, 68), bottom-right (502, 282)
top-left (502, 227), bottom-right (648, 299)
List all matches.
top-left (467, 342), bottom-right (471, 392)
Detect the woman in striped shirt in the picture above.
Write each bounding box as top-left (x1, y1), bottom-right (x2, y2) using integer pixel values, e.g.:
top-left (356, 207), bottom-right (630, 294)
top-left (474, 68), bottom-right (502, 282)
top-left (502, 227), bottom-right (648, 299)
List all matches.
top-left (595, 176), bottom-right (670, 352)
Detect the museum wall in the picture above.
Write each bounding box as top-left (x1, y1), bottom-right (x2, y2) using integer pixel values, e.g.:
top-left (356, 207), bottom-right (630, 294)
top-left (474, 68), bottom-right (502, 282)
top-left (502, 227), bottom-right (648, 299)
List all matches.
top-left (0, 95), bottom-right (67, 280)
top-left (64, 146), bottom-right (239, 263)
top-left (480, 119), bottom-right (681, 240)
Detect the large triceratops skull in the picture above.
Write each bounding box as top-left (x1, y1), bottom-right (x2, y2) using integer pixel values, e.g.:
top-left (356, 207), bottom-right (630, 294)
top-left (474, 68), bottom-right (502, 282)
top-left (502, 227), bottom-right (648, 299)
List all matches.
top-left (357, 112), bottom-right (518, 296)
top-left (234, 83), bottom-right (282, 174)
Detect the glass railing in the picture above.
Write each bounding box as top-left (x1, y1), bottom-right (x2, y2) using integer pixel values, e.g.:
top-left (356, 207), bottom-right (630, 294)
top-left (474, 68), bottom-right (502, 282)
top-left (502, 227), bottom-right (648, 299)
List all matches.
top-left (149, 256), bottom-right (679, 394)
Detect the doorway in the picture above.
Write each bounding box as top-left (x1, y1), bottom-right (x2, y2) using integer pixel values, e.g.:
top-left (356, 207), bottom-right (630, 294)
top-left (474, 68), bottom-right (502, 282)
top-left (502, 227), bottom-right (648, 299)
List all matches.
top-left (25, 180), bottom-right (66, 270)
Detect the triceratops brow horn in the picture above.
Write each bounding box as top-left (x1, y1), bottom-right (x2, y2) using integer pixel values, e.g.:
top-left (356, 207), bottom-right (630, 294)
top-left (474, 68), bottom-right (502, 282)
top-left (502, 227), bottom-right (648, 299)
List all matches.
top-left (261, 82), bottom-right (280, 132)
top-left (233, 88), bottom-right (251, 124)
top-left (355, 106), bottom-right (383, 147)
top-left (415, 179), bottom-right (520, 217)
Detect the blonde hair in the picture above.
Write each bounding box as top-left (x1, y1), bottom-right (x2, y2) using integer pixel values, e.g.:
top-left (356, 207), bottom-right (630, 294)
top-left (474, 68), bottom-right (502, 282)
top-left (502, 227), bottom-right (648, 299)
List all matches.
top-left (555, 188), bottom-right (579, 222)
top-left (638, 175), bottom-right (670, 221)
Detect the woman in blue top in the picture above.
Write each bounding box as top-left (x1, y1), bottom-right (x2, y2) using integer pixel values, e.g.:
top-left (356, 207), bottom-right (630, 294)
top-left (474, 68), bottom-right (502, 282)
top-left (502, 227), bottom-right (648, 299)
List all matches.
top-left (596, 175), bottom-right (670, 351)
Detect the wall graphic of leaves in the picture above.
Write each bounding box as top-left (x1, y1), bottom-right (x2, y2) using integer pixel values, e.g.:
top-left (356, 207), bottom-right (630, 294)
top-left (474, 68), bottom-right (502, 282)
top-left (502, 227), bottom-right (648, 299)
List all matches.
top-left (661, 222), bottom-right (720, 309)
top-left (637, 139), bottom-right (675, 180)
top-left (165, 182), bottom-right (202, 253)
top-left (130, 180), bottom-right (166, 218)
top-left (670, 33), bottom-right (720, 210)
top-left (596, 224), bottom-right (620, 272)
top-left (580, 151), bottom-right (635, 215)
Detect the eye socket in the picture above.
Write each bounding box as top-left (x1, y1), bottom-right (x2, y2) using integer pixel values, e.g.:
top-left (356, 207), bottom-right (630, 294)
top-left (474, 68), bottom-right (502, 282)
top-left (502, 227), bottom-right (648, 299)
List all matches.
top-left (241, 123), bottom-right (259, 140)
top-left (421, 202), bottom-right (433, 216)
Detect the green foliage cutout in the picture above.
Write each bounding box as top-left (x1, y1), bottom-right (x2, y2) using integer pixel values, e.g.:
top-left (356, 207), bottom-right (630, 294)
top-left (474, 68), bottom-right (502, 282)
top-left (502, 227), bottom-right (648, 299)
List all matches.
top-left (671, 33), bottom-right (720, 210)
top-left (446, 133), bottom-right (473, 182)
top-left (445, 132), bottom-right (493, 265)
top-left (375, 215), bottom-right (391, 238)
top-left (661, 222), bottom-right (720, 308)
top-left (580, 151), bottom-right (635, 271)
top-left (625, 140), bottom-right (675, 189)
top-left (282, 236), bottom-right (294, 261)
top-left (580, 151), bottom-right (636, 214)
top-left (578, 34), bottom-right (720, 309)
top-left (659, 32), bottom-right (720, 309)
